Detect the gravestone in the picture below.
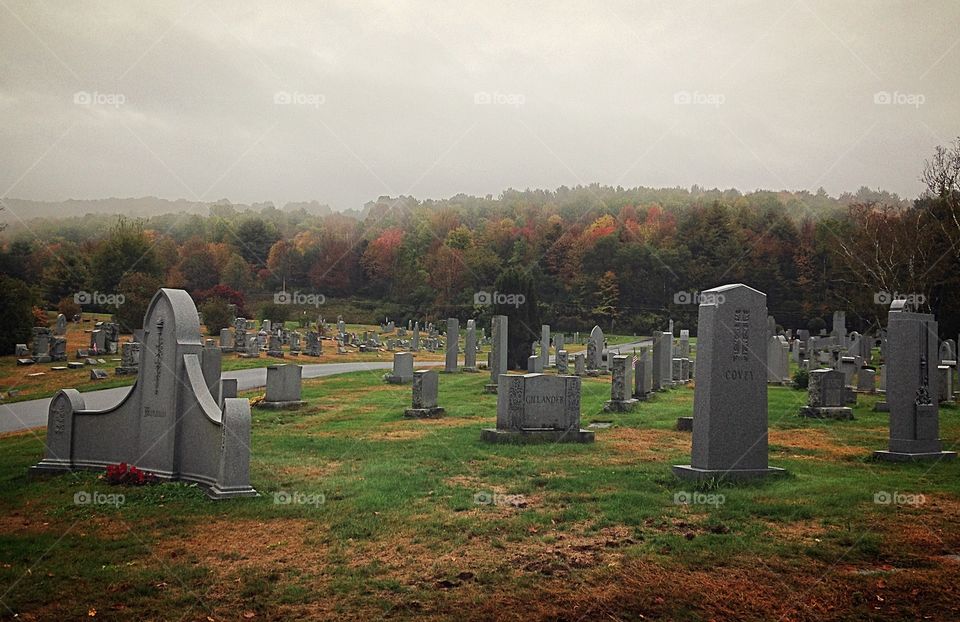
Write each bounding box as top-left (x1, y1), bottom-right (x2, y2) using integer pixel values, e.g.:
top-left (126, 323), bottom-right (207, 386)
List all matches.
top-left (89, 368), bottom-right (108, 380)
top-left (605, 354), bottom-right (638, 412)
top-left (32, 328), bottom-right (52, 363)
top-left (678, 330), bottom-right (690, 358)
top-left (484, 315), bottom-right (508, 393)
top-left (540, 325), bottom-right (550, 370)
top-left (50, 337), bottom-right (67, 362)
top-left (404, 369), bottom-right (445, 418)
top-left (260, 364), bottom-right (305, 409)
top-left (445, 318), bottom-right (459, 373)
top-left (574, 352), bottom-right (586, 376)
top-left (586, 340), bottom-right (599, 374)
top-left (940, 339), bottom-right (957, 364)
top-left (115, 342), bottom-right (141, 375)
top-left (938, 365), bottom-right (954, 404)
top-left (832, 311), bottom-right (847, 347)
top-left (633, 347), bottom-right (652, 400)
top-left (767, 336), bottom-right (790, 384)
top-left (305, 331), bottom-right (322, 356)
top-left (31, 288), bottom-right (257, 499)
top-left (385, 352), bottom-right (415, 384)
top-left (267, 334), bottom-right (284, 358)
top-left (857, 367), bottom-right (876, 394)
top-left (553, 333), bottom-right (565, 357)
top-left (219, 328), bottom-right (234, 352)
top-left (799, 369), bottom-right (853, 419)
top-left (673, 283), bottom-right (785, 481)
top-left (527, 355), bottom-right (540, 372)
top-left (221, 378), bottom-right (238, 400)
top-left (652, 331), bottom-right (672, 390)
top-left (412, 322), bottom-right (421, 352)
top-left (482, 373), bottom-right (593, 443)
top-left (54, 314), bottom-right (67, 336)
top-left (464, 320), bottom-right (478, 372)
top-left (556, 350), bottom-right (569, 374)
top-left (874, 300), bottom-right (956, 462)
top-left (587, 326), bottom-right (604, 369)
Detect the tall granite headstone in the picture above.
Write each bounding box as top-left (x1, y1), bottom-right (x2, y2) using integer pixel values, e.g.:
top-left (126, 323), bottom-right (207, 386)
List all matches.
top-left (674, 283), bottom-right (785, 481)
top-left (874, 300), bottom-right (956, 462)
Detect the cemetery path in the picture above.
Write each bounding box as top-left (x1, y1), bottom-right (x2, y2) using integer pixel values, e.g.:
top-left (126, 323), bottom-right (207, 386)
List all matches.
top-left (0, 360), bottom-right (443, 434)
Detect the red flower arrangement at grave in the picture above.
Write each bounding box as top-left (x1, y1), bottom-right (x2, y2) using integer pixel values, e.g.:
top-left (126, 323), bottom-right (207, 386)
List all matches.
top-left (104, 462), bottom-right (158, 486)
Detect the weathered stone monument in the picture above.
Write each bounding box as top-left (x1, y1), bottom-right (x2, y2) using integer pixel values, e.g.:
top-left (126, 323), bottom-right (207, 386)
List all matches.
top-left (404, 369), bottom-right (445, 418)
top-left (54, 313), bottom-right (67, 336)
top-left (556, 349), bottom-right (569, 374)
top-left (874, 300), bottom-right (956, 462)
top-left (482, 373), bottom-right (593, 443)
top-left (767, 335), bottom-right (790, 384)
top-left (673, 284), bottom-right (785, 481)
top-left (31, 288), bottom-right (257, 499)
top-left (587, 326), bottom-right (604, 370)
top-left (652, 331), bottom-right (672, 390)
top-left (633, 346), bottom-right (652, 400)
top-left (605, 354), bottom-right (638, 412)
top-left (463, 319), bottom-right (478, 372)
top-left (115, 341), bottom-right (141, 375)
top-left (260, 364), bottom-right (305, 409)
top-left (445, 318), bottom-right (459, 373)
top-left (799, 369), bottom-right (853, 419)
top-left (484, 315), bottom-right (508, 393)
top-left (385, 352), bottom-right (414, 384)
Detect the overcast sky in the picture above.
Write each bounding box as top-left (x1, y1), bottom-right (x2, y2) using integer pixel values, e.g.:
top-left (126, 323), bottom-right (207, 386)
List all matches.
top-left (1, 1), bottom-right (958, 210)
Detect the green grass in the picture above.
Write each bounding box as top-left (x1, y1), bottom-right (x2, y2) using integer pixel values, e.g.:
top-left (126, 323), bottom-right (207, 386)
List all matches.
top-left (1, 371), bottom-right (959, 619)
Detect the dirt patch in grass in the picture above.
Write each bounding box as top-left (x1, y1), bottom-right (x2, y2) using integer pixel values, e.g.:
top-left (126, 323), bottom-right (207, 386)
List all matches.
top-left (770, 428), bottom-right (867, 460)
top-left (275, 461), bottom-right (343, 480)
top-left (602, 427), bottom-right (690, 462)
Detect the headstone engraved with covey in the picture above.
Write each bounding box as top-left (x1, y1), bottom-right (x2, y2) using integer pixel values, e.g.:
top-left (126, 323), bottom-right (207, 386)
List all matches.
top-left (481, 373), bottom-right (593, 443)
top-left (673, 284), bottom-right (785, 481)
top-left (31, 288), bottom-right (257, 499)
top-left (873, 300), bottom-right (956, 462)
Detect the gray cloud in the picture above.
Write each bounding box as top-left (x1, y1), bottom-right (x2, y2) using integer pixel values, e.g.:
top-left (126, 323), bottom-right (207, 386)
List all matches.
top-left (1, 0), bottom-right (957, 210)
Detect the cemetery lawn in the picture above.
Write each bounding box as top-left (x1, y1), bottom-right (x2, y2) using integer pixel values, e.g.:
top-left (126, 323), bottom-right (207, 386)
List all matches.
top-left (2, 375), bottom-right (960, 620)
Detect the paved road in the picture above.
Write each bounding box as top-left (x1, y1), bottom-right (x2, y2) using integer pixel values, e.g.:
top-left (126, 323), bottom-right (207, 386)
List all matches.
top-left (0, 360), bottom-right (442, 434)
top-left (1, 340), bottom-right (653, 435)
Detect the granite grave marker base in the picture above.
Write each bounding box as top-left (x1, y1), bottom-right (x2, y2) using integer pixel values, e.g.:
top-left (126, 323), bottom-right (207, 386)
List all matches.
top-left (799, 406), bottom-right (854, 420)
top-left (676, 416), bottom-right (693, 431)
top-left (603, 397), bottom-right (638, 413)
top-left (672, 464), bottom-right (786, 482)
top-left (404, 406), bottom-right (446, 418)
top-left (480, 427), bottom-right (595, 444)
top-left (872, 449), bottom-right (957, 462)
top-left (114, 366), bottom-right (138, 376)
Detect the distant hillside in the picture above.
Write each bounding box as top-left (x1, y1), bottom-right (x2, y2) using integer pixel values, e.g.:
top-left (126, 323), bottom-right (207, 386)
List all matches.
top-left (0, 197), bottom-right (334, 220)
